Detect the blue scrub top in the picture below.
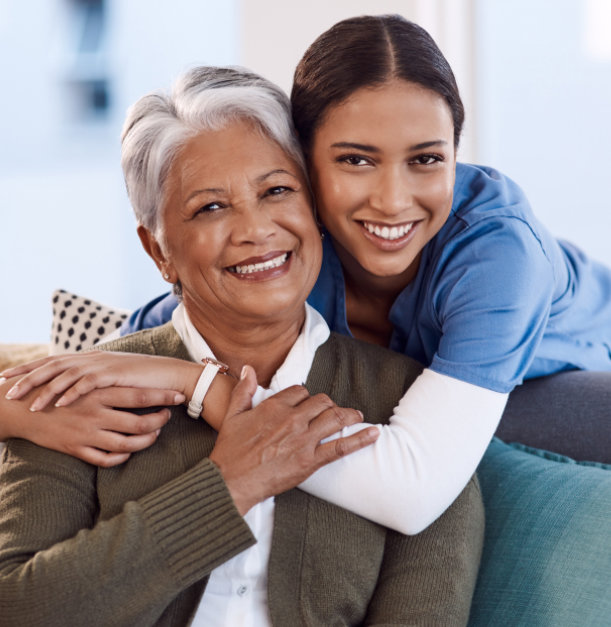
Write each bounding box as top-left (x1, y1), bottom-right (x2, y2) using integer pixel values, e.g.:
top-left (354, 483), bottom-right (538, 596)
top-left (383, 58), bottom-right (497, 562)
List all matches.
top-left (123, 163), bottom-right (611, 393)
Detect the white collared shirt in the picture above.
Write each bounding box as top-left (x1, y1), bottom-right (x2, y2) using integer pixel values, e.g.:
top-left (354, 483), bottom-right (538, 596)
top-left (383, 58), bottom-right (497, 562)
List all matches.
top-left (172, 302), bottom-right (329, 627)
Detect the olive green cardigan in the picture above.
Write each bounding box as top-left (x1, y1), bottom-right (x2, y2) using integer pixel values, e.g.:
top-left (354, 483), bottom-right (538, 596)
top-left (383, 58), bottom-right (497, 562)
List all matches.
top-left (0, 323), bottom-right (483, 626)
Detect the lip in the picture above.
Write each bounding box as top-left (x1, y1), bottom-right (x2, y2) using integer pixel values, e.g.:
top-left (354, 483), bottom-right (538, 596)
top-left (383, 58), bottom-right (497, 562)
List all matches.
top-left (226, 250), bottom-right (292, 281)
top-left (358, 220), bottom-right (420, 250)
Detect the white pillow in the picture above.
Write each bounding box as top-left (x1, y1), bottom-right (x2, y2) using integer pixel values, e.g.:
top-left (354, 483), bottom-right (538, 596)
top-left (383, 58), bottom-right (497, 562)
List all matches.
top-left (50, 289), bottom-right (130, 355)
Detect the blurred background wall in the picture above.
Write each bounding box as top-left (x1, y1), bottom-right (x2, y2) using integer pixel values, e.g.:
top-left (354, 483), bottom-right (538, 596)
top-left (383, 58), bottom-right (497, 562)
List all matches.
top-left (1, 0), bottom-right (610, 342)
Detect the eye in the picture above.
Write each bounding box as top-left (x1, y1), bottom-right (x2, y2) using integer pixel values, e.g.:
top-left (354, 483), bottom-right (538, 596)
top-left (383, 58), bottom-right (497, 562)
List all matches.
top-left (337, 154), bottom-right (372, 167)
top-left (194, 201), bottom-right (224, 216)
top-left (265, 185), bottom-right (293, 197)
top-left (410, 153), bottom-right (444, 166)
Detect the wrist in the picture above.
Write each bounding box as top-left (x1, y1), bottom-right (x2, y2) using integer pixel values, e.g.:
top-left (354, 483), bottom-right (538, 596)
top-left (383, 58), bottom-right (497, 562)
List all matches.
top-left (186, 357), bottom-right (232, 420)
top-left (0, 378), bottom-right (21, 440)
top-left (182, 361), bottom-right (206, 401)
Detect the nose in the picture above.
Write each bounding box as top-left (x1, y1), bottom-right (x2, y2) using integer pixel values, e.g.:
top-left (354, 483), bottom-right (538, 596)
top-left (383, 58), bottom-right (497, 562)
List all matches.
top-left (230, 203), bottom-right (277, 246)
top-left (370, 165), bottom-right (413, 217)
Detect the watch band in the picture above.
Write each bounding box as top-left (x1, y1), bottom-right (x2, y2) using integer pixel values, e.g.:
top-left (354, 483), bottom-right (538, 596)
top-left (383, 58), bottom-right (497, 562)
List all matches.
top-left (187, 357), bottom-right (229, 419)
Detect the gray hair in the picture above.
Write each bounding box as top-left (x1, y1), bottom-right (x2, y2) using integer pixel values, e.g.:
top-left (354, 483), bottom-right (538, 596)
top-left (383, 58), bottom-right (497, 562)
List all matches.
top-left (121, 66), bottom-right (307, 234)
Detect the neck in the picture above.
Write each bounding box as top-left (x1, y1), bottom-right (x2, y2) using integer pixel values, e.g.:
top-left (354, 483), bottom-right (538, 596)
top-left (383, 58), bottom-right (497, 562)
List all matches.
top-left (336, 245), bottom-right (420, 347)
top-left (184, 300), bottom-right (305, 388)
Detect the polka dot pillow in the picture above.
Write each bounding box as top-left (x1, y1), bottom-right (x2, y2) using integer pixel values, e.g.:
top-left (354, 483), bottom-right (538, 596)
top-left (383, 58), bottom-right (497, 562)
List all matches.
top-left (50, 289), bottom-right (131, 355)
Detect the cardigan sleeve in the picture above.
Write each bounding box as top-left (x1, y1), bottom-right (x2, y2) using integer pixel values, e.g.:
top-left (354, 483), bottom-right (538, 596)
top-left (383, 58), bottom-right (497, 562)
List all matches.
top-left (0, 439), bottom-right (254, 627)
top-left (364, 475), bottom-right (484, 626)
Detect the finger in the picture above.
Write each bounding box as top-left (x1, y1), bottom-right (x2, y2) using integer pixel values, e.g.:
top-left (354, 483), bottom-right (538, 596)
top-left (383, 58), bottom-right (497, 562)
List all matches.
top-left (308, 406), bottom-right (364, 441)
top-left (74, 448), bottom-right (132, 468)
top-left (256, 385), bottom-right (314, 417)
top-left (315, 427), bottom-right (379, 465)
top-left (94, 428), bottom-right (163, 456)
top-left (29, 359), bottom-right (123, 410)
top-left (99, 406), bottom-right (172, 436)
top-left (225, 365), bottom-right (258, 417)
top-left (85, 387), bottom-right (184, 410)
top-left (0, 355), bottom-right (60, 379)
top-left (7, 360), bottom-right (90, 403)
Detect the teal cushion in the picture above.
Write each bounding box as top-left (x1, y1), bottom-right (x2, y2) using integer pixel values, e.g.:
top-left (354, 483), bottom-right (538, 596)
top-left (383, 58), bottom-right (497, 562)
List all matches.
top-left (469, 438), bottom-right (611, 627)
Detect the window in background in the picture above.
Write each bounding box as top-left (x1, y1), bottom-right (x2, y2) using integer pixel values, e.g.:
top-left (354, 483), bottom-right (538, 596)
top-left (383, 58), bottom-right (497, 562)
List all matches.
top-left (63, 0), bottom-right (111, 121)
top-left (475, 0), bottom-right (611, 267)
top-left (0, 0), bottom-right (239, 343)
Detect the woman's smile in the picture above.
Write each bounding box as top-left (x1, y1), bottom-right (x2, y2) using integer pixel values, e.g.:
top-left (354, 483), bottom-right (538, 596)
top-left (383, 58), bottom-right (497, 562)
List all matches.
top-left (147, 119), bottom-right (322, 328)
top-left (360, 220), bottom-right (421, 251)
top-left (227, 251), bottom-right (292, 278)
top-left (310, 79), bottom-right (456, 286)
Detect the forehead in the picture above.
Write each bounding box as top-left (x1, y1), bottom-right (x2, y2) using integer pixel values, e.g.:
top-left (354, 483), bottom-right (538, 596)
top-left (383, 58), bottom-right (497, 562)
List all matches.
top-left (317, 80), bottom-right (454, 141)
top-left (169, 120), bottom-right (303, 193)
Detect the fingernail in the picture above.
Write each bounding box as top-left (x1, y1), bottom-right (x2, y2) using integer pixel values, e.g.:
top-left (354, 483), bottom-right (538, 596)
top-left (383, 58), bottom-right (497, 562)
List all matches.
top-left (29, 403), bottom-right (39, 412)
top-left (357, 410), bottom-right (364, 420)
top-left (54, 398), bottom-right (66, 408)
top-left (240, 365), bottom-right (248, 380)
top-left (174, 393), bottom-right (185, 403)
top-left (5, 385), bottom-right (17, 399)
top-left (155, 429), bottom-right (161, 436)
top-left (0, 376), bottom-right (6, 384)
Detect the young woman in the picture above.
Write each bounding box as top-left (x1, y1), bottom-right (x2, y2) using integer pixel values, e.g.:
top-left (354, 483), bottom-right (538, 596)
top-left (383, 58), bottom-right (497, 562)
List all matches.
top-left (3, 15), bottom-right (611, 523)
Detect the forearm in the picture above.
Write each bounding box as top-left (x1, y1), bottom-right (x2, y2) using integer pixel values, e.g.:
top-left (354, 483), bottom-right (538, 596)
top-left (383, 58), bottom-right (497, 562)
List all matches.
top-left (0, 377), bottom-right (38, 441)
top-left (196, 370), bottom-right (235, 430)
top-left (300, 369), bottom-right (508, 534)
top-left (0, 439), bottom-right (254, 626)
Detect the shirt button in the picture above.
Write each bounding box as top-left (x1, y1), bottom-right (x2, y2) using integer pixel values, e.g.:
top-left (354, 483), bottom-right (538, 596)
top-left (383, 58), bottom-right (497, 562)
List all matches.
top-left (237, 585), bottom-right (248, 597)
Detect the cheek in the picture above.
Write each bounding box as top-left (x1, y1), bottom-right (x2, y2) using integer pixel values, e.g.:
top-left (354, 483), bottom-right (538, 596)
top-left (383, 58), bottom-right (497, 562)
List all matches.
top-left (314, 171), bottom-right (358, 221)
top-left (425, 175), bottom-right (455, 218)
top-left (293, 215), bottom-right (323, 275)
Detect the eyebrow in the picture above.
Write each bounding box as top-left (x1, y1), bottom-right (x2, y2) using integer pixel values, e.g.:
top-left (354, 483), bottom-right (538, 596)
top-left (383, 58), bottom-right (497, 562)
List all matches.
top-left (330, 140), bottom-right (448, 152)
top-left (185, 169), bottom-right (299, 203)
top-left (185, 187), bottom-right (224, 203)
top-left (255, 168), bottom-right (299, 184)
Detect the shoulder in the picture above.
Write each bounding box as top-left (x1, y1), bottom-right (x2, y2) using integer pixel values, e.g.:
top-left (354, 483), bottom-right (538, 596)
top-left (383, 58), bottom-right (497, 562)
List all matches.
top-left (96, 322), bottom-right (189, 360)
top-left (453, 163), bottom-right (529, 210)
top-left (450, 163), bottom-right (542, 234)
top-left (430, 164), bottom-right (558, 281)
top-left (307, 333), bottom-right (423, 422)
top-left (325, 332), bottom-right (418, 367)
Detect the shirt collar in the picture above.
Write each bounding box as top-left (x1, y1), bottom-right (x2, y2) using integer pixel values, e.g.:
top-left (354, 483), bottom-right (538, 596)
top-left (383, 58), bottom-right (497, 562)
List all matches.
top-left (171, 302), bottom-right (330, 397)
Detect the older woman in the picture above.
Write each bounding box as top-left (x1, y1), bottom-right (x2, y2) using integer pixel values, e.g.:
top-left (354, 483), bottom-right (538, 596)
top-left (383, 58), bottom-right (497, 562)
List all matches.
top-left (0, 66), bottom-right (483, 626)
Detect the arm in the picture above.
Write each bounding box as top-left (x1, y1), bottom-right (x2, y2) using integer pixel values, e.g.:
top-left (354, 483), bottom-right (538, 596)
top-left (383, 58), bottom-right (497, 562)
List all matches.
top-left (2, 351), bottom-right (232, 431)
top-left (300, 370), bottom-right (507, 534)
top-left (2, 354), bottom-right (504, 533)
top-left (0, 439), bottom-right (255, 627)
top-left (0, 375), bottom-right (183, 467)
top-left (0, 370), bottom-right (376, 625)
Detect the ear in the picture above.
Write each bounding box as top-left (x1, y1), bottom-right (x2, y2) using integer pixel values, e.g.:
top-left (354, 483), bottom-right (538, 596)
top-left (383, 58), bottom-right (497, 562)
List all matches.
top-left (137, 225), bottom-right (176, 284)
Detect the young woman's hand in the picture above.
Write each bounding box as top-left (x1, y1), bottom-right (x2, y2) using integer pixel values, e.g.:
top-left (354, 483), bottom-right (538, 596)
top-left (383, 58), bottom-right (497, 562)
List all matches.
top-left (2, 351), bottom-right (201, 411)
top-left (0, 375), bottom-right (184, 466)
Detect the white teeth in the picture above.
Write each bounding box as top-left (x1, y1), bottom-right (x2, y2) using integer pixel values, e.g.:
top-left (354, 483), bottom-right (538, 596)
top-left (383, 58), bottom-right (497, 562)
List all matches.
top-left (364, 221), bottom-right (413, 240)
top-left (232, 253), bottom-right (289, 275)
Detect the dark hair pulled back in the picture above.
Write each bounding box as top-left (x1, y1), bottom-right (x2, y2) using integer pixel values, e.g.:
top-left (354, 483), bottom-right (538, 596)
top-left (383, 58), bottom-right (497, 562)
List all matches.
top-left (291, 14), bottom-right (464, 153)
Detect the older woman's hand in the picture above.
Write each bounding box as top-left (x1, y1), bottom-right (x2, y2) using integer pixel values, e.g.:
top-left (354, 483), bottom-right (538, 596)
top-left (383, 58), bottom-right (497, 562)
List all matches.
top-left (210, 366), bottom-right (379, 515)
